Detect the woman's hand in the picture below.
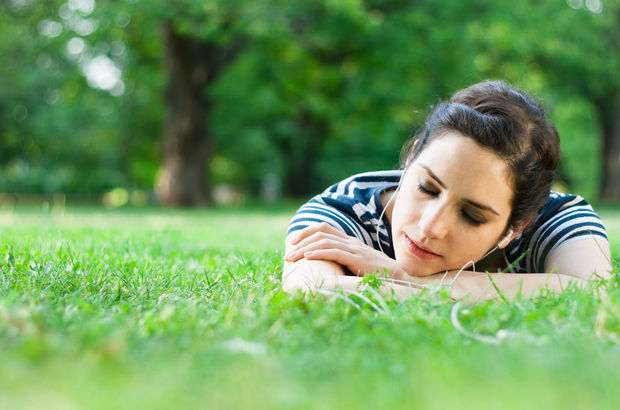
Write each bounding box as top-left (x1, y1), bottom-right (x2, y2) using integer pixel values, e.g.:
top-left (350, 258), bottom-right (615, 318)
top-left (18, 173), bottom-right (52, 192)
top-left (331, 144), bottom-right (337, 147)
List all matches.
top-left (284, 223), bottom-right (407, 280)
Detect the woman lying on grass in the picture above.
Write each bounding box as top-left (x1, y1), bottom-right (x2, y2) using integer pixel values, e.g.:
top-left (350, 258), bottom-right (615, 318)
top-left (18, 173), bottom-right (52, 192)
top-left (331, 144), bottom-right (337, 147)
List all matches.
top-left (282, 80), bottom-right (612, 302)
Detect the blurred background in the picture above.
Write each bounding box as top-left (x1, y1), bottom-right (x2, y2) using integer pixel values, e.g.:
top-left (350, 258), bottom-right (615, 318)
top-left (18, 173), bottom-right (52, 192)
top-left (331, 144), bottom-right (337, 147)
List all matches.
top-left (1, 0), bottom-right (618, 208)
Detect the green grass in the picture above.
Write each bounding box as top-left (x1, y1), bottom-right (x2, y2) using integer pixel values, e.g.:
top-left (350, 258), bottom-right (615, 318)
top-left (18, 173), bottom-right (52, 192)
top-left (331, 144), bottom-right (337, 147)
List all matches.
top-left (1, 205), bottom-right (619, 409)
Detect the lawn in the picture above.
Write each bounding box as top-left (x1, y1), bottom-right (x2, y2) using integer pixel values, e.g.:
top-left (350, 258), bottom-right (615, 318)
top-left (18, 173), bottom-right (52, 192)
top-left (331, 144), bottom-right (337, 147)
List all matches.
top-left (0, 205), bottom-right (619, 409)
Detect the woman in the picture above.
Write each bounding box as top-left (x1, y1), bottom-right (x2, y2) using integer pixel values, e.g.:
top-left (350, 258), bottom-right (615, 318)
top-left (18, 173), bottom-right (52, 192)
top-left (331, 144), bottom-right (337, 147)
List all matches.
top-left (282, 81), bottom-right (612, 302)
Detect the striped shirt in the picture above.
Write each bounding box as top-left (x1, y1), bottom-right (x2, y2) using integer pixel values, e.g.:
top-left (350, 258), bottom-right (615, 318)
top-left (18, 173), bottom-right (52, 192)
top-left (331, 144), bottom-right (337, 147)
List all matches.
top-left (287, 170), bottom-right (608, 274)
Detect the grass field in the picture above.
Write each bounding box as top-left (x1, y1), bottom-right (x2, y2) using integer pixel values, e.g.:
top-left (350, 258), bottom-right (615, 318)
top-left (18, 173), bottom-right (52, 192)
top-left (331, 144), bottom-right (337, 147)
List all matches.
top-left (1, 205), bottom-right (619, 409)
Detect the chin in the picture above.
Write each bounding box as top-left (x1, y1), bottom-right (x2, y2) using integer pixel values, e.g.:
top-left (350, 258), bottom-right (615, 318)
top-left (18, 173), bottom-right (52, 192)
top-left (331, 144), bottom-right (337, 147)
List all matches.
top-left (396, 257), bottom-right (438, 277)
top-left (408, 270), bottom-right (432, 277)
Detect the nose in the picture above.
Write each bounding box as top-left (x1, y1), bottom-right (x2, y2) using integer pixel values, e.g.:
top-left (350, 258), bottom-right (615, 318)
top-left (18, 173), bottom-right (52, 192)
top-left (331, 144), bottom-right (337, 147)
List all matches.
top-left (418, 202), bottom-right (449, 240)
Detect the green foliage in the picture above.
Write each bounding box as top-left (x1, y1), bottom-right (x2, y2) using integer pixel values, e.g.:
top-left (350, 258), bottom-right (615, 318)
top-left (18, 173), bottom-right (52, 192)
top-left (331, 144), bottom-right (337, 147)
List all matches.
top-left (0, 207), bottom-right (619, 408)
top-left (0, 0), bottom-right (618, 198)
top-left (552, 98), bottom-right (602, 200)
top-left (0, 0), bottom-right (164, 194)
top-left (0, 1), bottom-right (123, 193)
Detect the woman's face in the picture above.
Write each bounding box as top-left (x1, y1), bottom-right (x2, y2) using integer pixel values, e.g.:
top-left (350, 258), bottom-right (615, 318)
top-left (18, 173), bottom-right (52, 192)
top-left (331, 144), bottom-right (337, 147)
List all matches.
top-left (389, 132), bottom-right (514, 276)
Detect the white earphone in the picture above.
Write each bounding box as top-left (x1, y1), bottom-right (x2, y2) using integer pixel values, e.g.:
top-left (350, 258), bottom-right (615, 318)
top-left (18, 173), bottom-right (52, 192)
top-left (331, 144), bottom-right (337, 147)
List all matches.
top-left (497, 227), bottom-right (514, 248)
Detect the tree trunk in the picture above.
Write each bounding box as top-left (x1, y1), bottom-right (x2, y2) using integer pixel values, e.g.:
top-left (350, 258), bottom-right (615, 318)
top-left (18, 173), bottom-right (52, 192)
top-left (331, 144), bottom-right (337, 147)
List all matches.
top-left (155, 23), bottom-right (218, 206)
top-left (598, 92), bottom-right (620, 202)
top-left (281, 111), bottom-right (329, 197)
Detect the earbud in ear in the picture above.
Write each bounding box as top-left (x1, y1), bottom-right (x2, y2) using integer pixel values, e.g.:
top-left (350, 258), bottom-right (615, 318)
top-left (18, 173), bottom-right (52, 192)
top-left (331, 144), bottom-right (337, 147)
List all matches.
top-left (497, 227), bottom-right (514, 248)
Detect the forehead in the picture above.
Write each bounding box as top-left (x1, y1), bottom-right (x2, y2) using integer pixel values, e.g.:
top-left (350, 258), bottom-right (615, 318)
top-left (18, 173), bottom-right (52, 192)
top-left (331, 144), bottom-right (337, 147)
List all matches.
top-left (414, 133), bottom-right (514, 209)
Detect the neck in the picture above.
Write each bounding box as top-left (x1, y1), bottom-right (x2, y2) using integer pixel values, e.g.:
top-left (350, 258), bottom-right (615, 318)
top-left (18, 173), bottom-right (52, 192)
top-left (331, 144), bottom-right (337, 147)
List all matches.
top-left (475, 247), bottom-right (507, 272)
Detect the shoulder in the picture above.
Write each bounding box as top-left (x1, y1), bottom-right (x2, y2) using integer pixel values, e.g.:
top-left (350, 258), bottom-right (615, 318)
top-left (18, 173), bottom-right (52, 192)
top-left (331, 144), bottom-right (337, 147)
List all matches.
top-left (287, 170), bottom-right (401, 249)
top-left (506, 191), bottom-right (608, 273)
top-left (528, 191), bottom-right (606, 239)
top-left (318, 170), bottom-right (401, 214)
top-left (538, 191), bottom-right (597, 218)
top-left (322, 170), bottom-right (402, 196)
top-left (535, 192), bottom-right (607, 239)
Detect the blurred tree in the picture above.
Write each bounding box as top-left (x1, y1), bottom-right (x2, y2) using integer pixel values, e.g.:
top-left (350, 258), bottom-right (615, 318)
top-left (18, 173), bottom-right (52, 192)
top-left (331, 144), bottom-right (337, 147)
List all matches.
top-left (211, 0), bottom-right (486, 196)
top-left (150, 0), bottom-right (620, 202)
top-left (0, 0), bottom-right (130, 195)
top-left (149, 1), bottom-right (249, 206)
top-left (154, 22), bottom-right (232, 206)
top-left (1, 0), bottom-right (617, 204)
top-left (467, 0), bottom-right (620, 201)
top-left (118, 0), bottom-right (306, 204)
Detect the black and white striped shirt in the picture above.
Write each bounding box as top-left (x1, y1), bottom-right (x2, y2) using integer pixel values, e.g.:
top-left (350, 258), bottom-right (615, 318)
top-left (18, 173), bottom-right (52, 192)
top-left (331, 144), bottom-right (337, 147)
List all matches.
top-left (287, 170), bottom-right (608, 273)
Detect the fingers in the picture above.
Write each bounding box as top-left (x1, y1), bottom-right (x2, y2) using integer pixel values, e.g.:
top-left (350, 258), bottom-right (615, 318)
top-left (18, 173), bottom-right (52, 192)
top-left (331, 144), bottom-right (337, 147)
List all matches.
top-left (283, 226), bottom-right (400, 278)
top-left (294, 232), bottom-right (347, 252)
top-left (285, 223), bottom-right (370, 274)
top-left (303, 249), bottom-right (390, 278)
top-left (302, 249), bottom-right (359, 274)
top-left (286, 224), bottom-right (352, 262)
top-left (285, 236), bottom-right (350, 262)
top-left (288, 223), bottom-right (344, 245)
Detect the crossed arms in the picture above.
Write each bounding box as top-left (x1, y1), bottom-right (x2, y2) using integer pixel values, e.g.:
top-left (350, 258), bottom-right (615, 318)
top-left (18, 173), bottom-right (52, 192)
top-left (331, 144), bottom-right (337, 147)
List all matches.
top-left (282, 224), bottom-right (613, 303)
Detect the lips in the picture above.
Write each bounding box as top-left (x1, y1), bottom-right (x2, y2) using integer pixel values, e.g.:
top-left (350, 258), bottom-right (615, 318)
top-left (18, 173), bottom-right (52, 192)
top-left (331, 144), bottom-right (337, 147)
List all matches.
top-left (405, 235), bottom-right (441, 260)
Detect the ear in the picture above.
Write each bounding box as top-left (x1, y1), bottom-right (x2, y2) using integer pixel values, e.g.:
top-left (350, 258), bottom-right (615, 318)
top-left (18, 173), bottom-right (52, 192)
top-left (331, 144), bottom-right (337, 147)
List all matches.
top-left (497, 217), bottom-right (532, 249)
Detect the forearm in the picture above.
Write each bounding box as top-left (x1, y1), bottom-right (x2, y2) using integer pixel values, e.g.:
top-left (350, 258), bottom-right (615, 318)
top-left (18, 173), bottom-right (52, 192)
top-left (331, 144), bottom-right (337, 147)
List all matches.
top-left (282, 259), bottom-right (418, 301)
top-left (282, 259), bottom-right (354, 293)
top-left (428, 270), bottom-right (585, 303)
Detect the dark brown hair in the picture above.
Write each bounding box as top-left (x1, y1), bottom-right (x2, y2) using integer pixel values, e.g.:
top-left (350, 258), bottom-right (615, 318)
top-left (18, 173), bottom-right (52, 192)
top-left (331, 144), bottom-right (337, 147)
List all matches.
top-left (400, 80), bottom-right (561, 230)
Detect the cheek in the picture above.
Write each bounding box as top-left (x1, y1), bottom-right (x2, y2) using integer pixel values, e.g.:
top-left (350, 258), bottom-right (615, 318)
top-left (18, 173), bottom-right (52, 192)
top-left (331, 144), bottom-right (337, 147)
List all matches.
top-left (392, 196), bottom-right (421, 229)
top-left (451, 228), bottom-right (499, 258)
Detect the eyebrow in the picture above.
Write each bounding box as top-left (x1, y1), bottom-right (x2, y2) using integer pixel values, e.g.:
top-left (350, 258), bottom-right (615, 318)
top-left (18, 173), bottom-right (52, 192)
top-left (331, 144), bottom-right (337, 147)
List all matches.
top-left (419, 164), bottom-right (500, 216)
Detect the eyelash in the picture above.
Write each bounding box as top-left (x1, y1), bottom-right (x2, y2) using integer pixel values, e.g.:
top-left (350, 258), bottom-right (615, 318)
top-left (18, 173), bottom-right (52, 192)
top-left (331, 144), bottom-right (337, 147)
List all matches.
top-left (462, 211), bottom-right (483, 226)
top-left (417, 184), bottom-right (437, 196)
top-left (416, 184), bottom-right (484, 226)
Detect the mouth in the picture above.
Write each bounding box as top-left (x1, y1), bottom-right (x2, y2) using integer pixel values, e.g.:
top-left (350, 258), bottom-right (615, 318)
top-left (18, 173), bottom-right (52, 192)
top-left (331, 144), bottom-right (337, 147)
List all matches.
top-left (405, 235), bottom-right (441, 260)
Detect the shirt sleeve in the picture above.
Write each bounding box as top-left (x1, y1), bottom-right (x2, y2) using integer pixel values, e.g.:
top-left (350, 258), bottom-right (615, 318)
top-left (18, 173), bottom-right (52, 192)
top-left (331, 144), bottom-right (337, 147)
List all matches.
top-left (286, 196), bottom-right (372, 245)
top-left (527, 195), bottom-right (608, 273)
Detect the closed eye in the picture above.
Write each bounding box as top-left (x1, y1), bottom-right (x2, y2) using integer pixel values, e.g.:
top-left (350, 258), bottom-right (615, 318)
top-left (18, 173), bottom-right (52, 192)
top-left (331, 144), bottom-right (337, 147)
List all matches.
top-left (461, 209), bottom-right (485, 226)
top-left (417, 184), bottom-right (438, 197)
top-left (418, 180), bottom-right (487, 226)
